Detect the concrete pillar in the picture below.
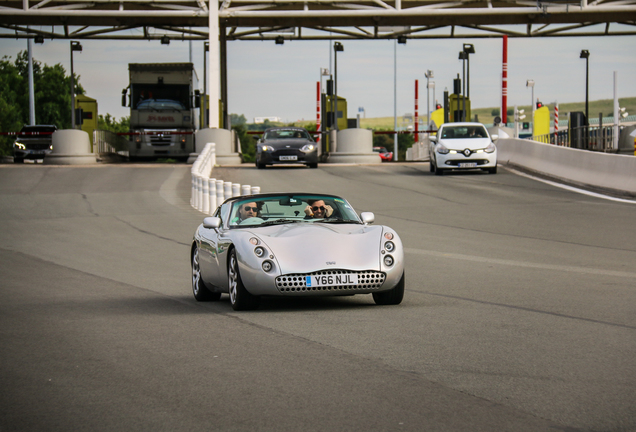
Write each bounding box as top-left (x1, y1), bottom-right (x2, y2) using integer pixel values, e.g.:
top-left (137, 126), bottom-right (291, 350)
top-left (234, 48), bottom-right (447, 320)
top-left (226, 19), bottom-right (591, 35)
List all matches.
top-left (194, 128), bottom-right (241, 165)
top-left (216, 179), bottom-right (224, 205)
top-left (241, 185), bottom-right (251, 196)
top-left (44, 130), bottom-right (97, 165)
top-left (232, 183), bottom-right (241, 197)
top-left (327, 129), bottom-right (381, 164)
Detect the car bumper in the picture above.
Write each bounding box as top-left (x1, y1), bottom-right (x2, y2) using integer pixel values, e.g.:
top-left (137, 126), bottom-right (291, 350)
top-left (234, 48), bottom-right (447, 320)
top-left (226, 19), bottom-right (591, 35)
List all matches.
top-left (14, 149), bottom-right (52, 159)
top-left (435, 151), bottom-right (497, 169)
top-left (258, 150), bottom-right (318, 166)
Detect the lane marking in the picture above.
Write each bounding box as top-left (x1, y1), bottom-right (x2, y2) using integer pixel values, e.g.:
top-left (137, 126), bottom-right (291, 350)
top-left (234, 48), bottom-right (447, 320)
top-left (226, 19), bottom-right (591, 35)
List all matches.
top-left (505, 167), bottom-right (636, 204)
top-left (405, 248), bottom-right (636, 279)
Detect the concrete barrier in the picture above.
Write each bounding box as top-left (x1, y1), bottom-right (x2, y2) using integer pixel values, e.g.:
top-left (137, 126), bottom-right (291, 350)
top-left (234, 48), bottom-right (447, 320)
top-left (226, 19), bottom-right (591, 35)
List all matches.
top-left (191, 128), bottom-right (241, 165)
top-left (44, 130), bottom-right (97, 165)
top-left (327, 129), bottom-right (381, 164)
top-left (497, 138), bottom-right (636, 197)
top-left (190, 142), bottom-right (261, 215)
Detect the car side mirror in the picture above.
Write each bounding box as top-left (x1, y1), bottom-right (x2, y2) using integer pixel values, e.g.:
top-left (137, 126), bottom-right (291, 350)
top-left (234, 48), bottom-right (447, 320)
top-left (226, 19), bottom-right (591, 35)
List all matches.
top-left (491, 134), bottom-right (499, 141)
top-left (203, 216), bottom-right (221, 229)
top-left (429, 136), bottom-right (438, 143)
top-left (360, 212), bottom-right (374, 224)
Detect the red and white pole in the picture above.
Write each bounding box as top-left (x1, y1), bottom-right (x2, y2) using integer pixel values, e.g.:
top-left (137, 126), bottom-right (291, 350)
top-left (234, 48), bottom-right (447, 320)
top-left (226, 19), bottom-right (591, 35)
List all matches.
top-left (502, 35), bottom-right (508, 125)
top-left (414, 80), bottom-right (419, 141)
top-left (554, 102), bottom-right (559, 145)
top-left (316, 81), bottom-right (321, 142)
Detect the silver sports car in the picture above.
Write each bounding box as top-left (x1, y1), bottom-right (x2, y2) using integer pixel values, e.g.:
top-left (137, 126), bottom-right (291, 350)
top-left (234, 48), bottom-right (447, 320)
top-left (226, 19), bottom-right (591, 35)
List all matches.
top-left (191, 193), bottom-right (405, 310)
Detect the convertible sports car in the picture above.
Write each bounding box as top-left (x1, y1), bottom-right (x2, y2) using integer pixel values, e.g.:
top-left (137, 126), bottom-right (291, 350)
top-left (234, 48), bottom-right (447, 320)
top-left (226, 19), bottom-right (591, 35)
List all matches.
top-left (255, 127), bottom-right (319, 169)
top-left (191, 193), bottom-right (405, 310)
top-left (429, 122), bottom-right (498, 175)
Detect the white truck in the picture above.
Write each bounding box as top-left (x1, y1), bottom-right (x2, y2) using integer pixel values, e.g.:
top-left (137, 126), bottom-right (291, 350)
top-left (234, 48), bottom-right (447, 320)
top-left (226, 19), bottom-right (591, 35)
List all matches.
top-left (122, 63), bottom-right (199, 160)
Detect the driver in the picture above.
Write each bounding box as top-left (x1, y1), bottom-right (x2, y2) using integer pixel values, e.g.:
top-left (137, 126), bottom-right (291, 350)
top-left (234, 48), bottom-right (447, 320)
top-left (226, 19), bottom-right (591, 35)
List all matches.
top-left (232, 201), bottom-right (260, 224)
top-left (304, 199), bottom-right (333, 219)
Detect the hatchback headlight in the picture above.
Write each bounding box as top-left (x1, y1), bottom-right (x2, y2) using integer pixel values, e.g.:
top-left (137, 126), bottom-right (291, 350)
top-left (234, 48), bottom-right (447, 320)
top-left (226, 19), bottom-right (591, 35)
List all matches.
top-left (301, 144), bottom-right (315, 152)
top-left (436, 143), bottom-right (450, 154)
top-left (485, 142), bottom-right (496, 153)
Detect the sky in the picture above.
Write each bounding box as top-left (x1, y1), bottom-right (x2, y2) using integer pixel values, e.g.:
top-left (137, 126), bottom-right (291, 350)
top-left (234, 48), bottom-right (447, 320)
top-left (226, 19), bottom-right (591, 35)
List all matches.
top-left (1, 25), bottom-right (635, 124)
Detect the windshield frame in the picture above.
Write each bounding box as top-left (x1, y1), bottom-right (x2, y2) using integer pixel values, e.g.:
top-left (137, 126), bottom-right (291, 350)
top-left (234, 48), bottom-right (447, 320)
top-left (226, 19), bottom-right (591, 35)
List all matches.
top-left (227, 193), bottom-right (361, 229)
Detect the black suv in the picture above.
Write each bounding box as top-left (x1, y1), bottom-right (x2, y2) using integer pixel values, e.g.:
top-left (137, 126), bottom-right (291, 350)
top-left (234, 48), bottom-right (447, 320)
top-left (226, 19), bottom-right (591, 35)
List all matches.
top-left (13, 125), bottom-right (57, 163)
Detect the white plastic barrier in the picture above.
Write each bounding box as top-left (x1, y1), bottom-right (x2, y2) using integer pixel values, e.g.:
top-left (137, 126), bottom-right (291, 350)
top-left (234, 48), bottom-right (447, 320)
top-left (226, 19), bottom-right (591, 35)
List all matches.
top-left (191, 142), bottom-right (263, 214)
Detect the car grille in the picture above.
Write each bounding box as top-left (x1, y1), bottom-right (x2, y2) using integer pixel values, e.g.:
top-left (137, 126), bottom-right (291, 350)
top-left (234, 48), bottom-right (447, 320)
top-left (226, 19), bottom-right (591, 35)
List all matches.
top-left (447, 159), bottom-right (489, 166)
top-left (275, 270), bottom-right (386, 293)
top-left (150, 135), bottom-right (173, 146)
top-left (25, 143), bottom-right (51, 150)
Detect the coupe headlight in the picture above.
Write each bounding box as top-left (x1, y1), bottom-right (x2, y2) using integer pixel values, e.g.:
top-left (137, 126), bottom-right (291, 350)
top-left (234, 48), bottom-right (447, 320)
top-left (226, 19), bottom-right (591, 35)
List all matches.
top-left (485, 142), bottom-right (496, 153)
top-left (301, 144), bottom-right (315, 152)
top-left (261, 145), bottom-right (274, 152)
top-left (254, 246), bottom-right (265, 257)
top-left (15, 142), bottom-right (25, 150)
top-left (262, 260), bottom-right (273, 272)
top-left (384, 255), bottom-right (394, 266)
top-left (384, 241), bottom-right (395, 252)
top-left (436, 143), bottom-right (450, 154)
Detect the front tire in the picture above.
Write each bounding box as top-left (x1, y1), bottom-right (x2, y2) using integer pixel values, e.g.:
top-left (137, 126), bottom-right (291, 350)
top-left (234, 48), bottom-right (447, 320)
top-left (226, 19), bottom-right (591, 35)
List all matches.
top-left (228, 249), bottom-right (260, 311)
top-left (192, 246), bottom-right (221, 301)
top-left (488, 166), bottom-right (498, 174)
top-left (373, 273), bottom-right (405, 305)
top-left (308, 162), bottom-right (318, 169)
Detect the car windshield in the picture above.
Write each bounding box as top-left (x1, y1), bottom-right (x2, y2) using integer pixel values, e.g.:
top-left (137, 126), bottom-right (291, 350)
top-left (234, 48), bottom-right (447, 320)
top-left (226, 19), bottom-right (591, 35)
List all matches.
top-left (19, 125), bottom-right (56, 135)
top-left (374, 147), bottom-right (388, 153)
top-left (229, 194), bottom-right (361, 228)
top-left (440, 125), bottom-right (488, 139)
top-left (263, 129), bottom-right (312, 141)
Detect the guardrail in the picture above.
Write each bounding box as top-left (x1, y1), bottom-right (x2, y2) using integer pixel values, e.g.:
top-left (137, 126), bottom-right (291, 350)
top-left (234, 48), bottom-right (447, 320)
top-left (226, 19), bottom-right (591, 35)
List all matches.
top-left (94, 130), bottom-right (130, 157)
top-left (530, 125), bottom-right (620, 151)
top-left (191, 142), bottom-right (261, 215)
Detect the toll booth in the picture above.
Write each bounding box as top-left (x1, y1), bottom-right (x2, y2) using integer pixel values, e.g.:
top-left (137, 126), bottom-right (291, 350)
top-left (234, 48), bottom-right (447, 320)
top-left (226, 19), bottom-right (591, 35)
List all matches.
top-left (322, 95), bottom-right (347, 153)
top-left (533, 106), bottom-right (551, 142)
top-left (569, 112), bottom-right (587, 149)
top-left (75, 94), bottom-right (98, 149)
top-left (200, 95), bottom-right (225, 129)
top-left (449, 94), bottom-right (471, 122)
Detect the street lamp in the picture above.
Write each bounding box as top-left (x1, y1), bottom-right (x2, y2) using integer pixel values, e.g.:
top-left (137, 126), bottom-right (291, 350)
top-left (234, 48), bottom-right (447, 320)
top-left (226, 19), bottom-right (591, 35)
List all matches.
top-left (580, 49), bottom-right (590, 125)
top-left (333, 41), bottom-right (344, 131)
top-left (526, 79), bottom-right (535, 124)
top-left (70, 40), bottom-right (82, 129)
top-left (425, 70), bottom-right (433, 130)
top-left (458, 51), bottom-right (467, 121)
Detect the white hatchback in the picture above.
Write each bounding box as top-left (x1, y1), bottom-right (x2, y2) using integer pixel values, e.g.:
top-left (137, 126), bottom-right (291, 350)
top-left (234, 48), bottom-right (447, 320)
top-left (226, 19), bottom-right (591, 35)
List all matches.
top-left (429, 122), bottom-right (498, 175)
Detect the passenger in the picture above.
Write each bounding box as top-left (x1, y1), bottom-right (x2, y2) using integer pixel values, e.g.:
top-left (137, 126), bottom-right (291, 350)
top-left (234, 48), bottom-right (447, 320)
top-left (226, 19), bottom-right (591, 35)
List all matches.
top-left (232, 201), bottom-right (260, 224)
top-left (304, 199), bottom-right (333, 219)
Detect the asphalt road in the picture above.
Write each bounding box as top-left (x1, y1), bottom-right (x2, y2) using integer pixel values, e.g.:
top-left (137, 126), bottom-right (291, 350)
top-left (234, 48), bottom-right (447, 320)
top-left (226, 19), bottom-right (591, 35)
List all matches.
top-left (1, 162), bottom-right (634, 431)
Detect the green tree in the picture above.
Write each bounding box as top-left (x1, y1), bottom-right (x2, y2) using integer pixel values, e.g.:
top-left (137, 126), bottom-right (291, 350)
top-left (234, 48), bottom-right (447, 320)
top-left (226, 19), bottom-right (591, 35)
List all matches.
top-left (0, 52), bottom-right (85, 156)
top-left (232, 124), bottom-right (256, 162)
top-left (98, 114), bottom-right (130, 133)
top-left (230, 113), bottom-right (247, 127)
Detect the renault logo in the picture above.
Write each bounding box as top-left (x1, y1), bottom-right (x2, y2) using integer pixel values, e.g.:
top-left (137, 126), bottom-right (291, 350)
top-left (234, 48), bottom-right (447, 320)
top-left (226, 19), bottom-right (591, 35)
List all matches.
top-left (463, 149), bottom-right (472, 157)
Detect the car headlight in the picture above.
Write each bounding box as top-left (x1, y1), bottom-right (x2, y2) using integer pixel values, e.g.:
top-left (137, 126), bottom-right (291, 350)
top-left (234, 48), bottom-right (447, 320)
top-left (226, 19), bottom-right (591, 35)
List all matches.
top-left (383, 255), bottom-right (394, 266)
top-left (301, 144), bottom-right (315, 152)
top-left (254, 246), bottom-right (266, 257)
top-left (261, 145), bottom-right (274, 152)
top-left (384, 241), bottom-right (395, 252)
top-left (15, 142), bottom-right (25, 150)
top-left (436, 143), bottom-right (450, 154)
top-left (485, 142), bottom-right (496, 153)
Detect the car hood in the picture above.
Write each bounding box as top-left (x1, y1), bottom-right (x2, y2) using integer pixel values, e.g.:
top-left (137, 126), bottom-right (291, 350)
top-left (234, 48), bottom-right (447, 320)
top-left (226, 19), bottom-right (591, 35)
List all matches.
top-left (247, 223), bottom-right (383, 274)
top-left (439, 137), bottom-right (492, 151)
top-left (261, 139), bottom-right (313, 150)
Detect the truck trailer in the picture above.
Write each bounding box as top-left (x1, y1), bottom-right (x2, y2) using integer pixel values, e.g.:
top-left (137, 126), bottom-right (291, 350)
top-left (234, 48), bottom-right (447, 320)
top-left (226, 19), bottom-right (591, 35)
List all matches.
top-left (122, 63), bottom-right (199, 160)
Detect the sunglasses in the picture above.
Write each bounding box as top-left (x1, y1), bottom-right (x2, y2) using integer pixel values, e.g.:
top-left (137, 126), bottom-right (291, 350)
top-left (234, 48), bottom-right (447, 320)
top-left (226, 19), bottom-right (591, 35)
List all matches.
top-left (312, 206), bottom-right (326, 212)
top-left (243, 206), bottom-right (258, 212)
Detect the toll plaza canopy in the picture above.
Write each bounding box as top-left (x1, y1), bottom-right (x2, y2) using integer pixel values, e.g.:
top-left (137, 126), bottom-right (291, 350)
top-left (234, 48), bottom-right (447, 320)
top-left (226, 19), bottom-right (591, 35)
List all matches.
top-left (2, 0), bottom-right (636, 41)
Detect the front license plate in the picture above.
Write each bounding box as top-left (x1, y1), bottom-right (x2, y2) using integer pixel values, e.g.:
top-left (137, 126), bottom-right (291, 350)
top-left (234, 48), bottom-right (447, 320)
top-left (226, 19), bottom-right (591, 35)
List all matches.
top-left (458, 162), bottom-right (477, 168)
top-left (306, 273), bottom-right (358, 287)
top-left (279, 155), bottom-right (297, 161)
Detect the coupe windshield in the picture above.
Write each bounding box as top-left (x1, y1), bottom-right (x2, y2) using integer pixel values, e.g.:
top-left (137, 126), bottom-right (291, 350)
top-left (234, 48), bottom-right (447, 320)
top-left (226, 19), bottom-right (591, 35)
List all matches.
top-left (440, 126), bottom-right (488, 139)
top-left (263, 129), bottom-right (312, 141)
top-left (229, 194), bottom-right (361, 228)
